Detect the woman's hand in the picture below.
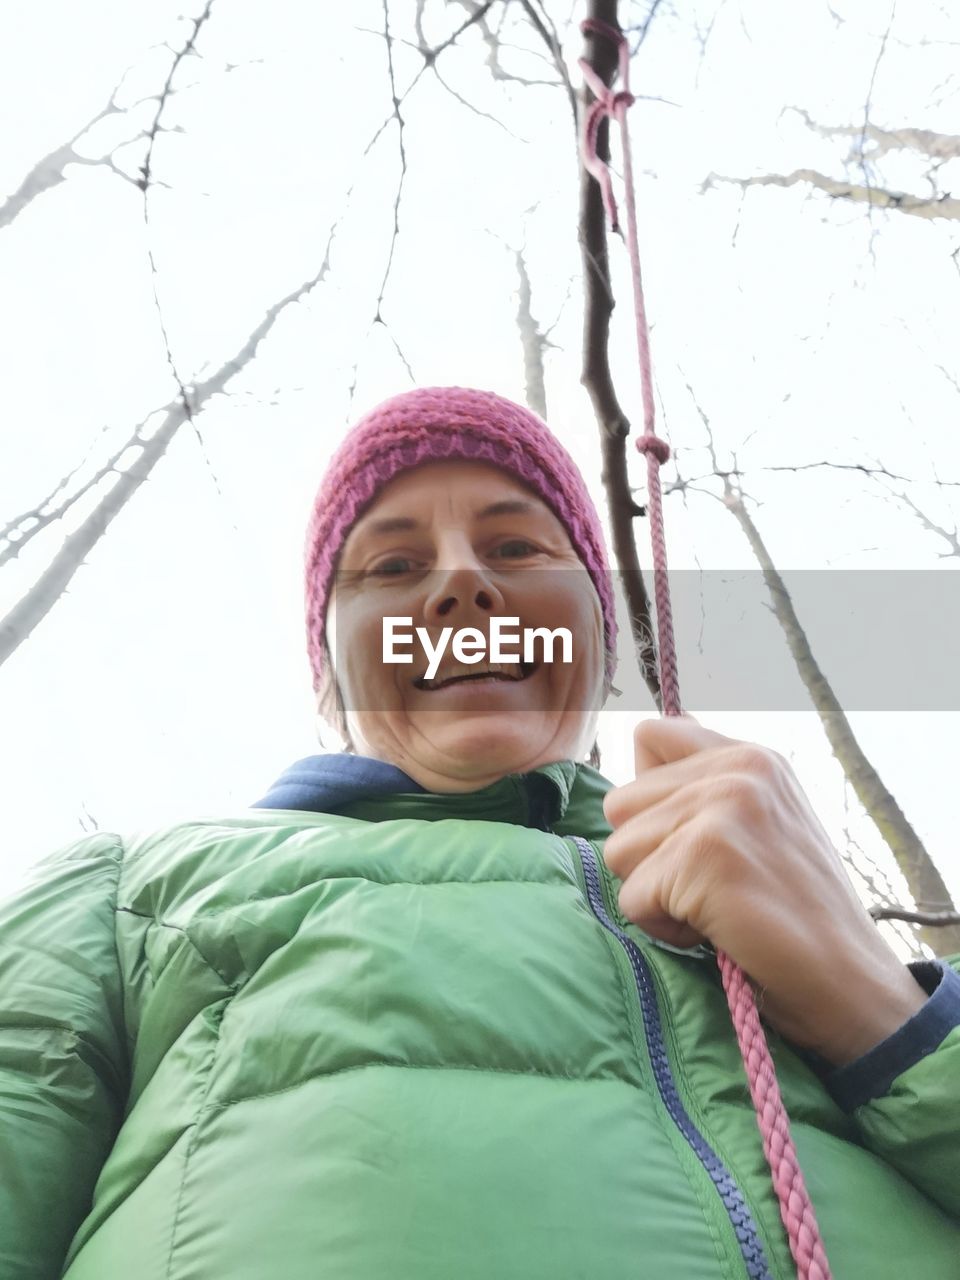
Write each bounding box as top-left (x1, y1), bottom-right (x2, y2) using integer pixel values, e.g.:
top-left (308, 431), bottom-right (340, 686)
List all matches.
top-left (602, 714), bottom-right (928, 1066)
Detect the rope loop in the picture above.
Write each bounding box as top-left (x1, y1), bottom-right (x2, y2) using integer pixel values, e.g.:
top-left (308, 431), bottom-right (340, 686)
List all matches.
top-left (578, 17), bottom-right (634, 240)
top-left (581, 16), bottom-right (625, 48)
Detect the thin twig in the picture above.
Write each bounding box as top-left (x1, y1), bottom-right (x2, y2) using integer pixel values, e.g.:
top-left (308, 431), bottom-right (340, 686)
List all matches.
top-left (859, 0), bottom-right (897, 256)
top-left (140, 1), bottom-right (226, 505)
top-left (374, 0), bottom-right (408, 325)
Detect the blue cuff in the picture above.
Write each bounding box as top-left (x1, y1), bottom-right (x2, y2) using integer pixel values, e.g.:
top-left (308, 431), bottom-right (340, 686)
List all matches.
top-left (815, 960), bottom-right (960, 1113)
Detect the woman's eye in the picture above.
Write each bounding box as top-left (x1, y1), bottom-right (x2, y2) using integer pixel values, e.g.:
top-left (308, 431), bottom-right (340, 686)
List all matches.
top-left (369, 557), bottom-right (417, 577)
top-left (367, 542), bottom-right (539, 575)
top-left (493, 540), bottom-right (540, 558)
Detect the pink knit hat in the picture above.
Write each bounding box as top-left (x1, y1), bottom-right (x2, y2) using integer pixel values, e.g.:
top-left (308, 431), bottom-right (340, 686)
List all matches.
top-left (305, 386), bottom-right (617, 724)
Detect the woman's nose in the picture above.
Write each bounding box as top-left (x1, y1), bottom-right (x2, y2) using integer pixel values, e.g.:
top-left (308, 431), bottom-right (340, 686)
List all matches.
top-left (422, 554), bottom-right (507, 622)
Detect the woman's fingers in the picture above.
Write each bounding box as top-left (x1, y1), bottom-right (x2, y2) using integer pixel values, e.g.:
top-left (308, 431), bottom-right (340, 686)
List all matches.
top-left (603, 785), bottom-right (697, 877)
top-left (603, 770), bottom-right (757, 878)
top-left (604, 720), bottom-right (786, 833)
top-left (615, 828), bottom-right (709, 950)
top-left (632, 712), bottom-right (733, 775)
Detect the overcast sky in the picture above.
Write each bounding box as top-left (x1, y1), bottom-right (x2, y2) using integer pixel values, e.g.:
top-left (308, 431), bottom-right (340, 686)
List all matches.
top-left (1, 0), bottom-right (958, 955)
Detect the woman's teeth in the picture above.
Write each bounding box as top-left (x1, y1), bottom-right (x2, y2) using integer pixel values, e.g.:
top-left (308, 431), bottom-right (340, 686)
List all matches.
top-left (416, 661), bottom-right (534, 690)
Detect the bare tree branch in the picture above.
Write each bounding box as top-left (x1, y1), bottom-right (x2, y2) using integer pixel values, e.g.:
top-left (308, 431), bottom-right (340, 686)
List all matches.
top-left (517, 0), bottom-right (578, 113)
top-left (870, 905), bottom-right (960, 927)
top-left (375, 0), bottom-right (407, 325)
top-left (0, 26), bottom-right (260, 229)
top-left (883, 485), bottom-right (960, 557)
top-left (858, 0), bottom-right (897, 247)
top-left (516, 246), bottom-right (549, 417)
top-left (449, 0), bottom-right (570, 96)
top-left (541, 272), bottom-right (576, 341)
top-left (0, 229), bottom-right (339, 668)
top-left (839, 780), bottom-right (927, 961)
top-left (667, 457), bottom-right (960, 492)
top-left (346, 0), bottom-right (499, 401)
top-left (785, 107), bottom-right (960, 164)
top-left (631, 0), bottom-right (666, 54)
top-left (1, 420), bottom-right (150, 568)
top-left (0, 51), bottom-right (174, 229)
top-left (414, 0), bottom-right (429, 49)
top-left (703, 168), bottom-right (960, 221)
top-left (1, 6), bottom-right (235, 572)
top-left (6, 1), bottom-right (502, 568)
top-left (404, 0), bottom-right (528, 137)
top-left (708, 17), bottom-right (960, 230)
top-left (430, 64), bottom-right (528, 138)
top-left (685, 0), bottom-right (726, 91)
top-left (355, 0), bottom-right (500, 164)
top-left (139, 5), bottom-right (214, 192)
top-left (139, 0), bottom-right (218, 491)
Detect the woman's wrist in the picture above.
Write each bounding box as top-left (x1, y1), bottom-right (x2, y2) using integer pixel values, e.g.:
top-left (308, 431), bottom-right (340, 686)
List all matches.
top-left (799, 956), bottom-right (929, 1068)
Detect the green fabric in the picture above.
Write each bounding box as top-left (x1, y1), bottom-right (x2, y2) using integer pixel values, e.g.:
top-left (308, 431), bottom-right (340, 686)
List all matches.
top-left (0, 762), bottom-right (957, 1279)
top-left (851, 1020), bottom-right (960, 1219)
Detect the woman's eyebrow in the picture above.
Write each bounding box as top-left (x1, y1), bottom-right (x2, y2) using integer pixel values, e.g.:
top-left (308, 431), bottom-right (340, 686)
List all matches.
top-left (355, 499), bottom-right (542, 541)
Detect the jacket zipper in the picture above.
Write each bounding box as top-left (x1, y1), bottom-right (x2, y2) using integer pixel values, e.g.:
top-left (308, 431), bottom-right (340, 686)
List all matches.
top-left (570, 835), bottom-right (772, 1280)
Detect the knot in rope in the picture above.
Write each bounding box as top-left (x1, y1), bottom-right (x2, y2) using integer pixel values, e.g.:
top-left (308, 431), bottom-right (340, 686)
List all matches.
top-left (636, 433), bottom-right (671, 465)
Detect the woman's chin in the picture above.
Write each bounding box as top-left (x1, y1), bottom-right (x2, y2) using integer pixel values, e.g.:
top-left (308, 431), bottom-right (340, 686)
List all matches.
top-left (415, 711), bottom-right (557, 776)
top-left (352, 705), bottom-right (593, 784)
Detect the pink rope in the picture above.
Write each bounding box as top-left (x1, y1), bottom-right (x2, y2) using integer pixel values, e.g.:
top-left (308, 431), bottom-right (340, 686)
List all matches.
top-left (579, 20), bottom-right (831, 1280)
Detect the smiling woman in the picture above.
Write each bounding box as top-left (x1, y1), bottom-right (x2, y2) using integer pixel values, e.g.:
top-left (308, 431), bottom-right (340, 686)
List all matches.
top-left (1, 387), bottom-right (958, 1280)
top-left (321, 460), bottom-right (606, 790)
top-left (306, 386), bottom-right (617, 791)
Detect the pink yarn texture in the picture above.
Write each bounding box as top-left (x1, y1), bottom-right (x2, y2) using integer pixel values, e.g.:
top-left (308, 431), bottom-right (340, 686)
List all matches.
top-left (304, 386), bottom-right (618, 698)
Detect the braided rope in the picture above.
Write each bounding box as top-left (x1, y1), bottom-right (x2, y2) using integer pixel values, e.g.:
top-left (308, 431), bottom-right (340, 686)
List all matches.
top-left (579, 19), bottom-right (831, 1279)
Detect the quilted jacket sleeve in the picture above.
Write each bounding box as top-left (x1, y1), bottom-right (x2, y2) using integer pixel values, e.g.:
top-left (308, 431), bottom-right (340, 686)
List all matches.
top-left (0, 833), bottom-right (130, 1280)
top-left (825, 954), bottom-right (960, 1222)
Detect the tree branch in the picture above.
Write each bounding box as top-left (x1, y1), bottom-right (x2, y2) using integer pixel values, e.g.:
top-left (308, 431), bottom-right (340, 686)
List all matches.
top-left (870, 905), bottom-right (960, 927)
top-left (514, 245), bottom-right (549, 418)
top-left (703, 168), bottom-right (960, 221)
top-left (1, 67), bottom-right (165, 227)
top-left (0, 228), bottom-right (339, 668)
top-left (139, 1), bottom-right (221, 500)
top-left (374, 0), bottom-right (407, 326)
top-left (785, 107), bottom-right (960, 163)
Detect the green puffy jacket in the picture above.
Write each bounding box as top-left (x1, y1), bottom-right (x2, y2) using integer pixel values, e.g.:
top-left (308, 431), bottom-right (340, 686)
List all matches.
top-left (1, 759), bottom-right (958, 1279)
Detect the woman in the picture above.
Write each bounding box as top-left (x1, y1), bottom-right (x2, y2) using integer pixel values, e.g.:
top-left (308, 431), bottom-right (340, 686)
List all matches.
top-left (1, 386), bottom-right (958, 1280)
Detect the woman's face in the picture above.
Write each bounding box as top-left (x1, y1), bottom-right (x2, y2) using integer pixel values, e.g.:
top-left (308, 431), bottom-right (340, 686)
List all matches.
top-left (325, 459), bottom-right (605, 792)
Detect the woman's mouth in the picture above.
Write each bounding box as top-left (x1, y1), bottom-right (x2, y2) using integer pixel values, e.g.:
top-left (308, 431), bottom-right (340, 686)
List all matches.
top-left (413, 660), bottom-right (539, 692)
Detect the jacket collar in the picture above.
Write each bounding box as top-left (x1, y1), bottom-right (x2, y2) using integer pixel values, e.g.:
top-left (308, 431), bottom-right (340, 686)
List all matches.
top-left (251, 752), bottom-right (612, 841)
top-left (251, 754), bottom-right (425, 813)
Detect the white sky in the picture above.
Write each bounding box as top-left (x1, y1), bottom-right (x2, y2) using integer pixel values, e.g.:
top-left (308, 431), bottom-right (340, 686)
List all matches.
top-left (1, 1), bottom-right (958, 955)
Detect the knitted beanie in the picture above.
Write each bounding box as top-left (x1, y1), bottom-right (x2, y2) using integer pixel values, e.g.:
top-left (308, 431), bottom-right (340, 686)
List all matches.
top-left (304, 386), bottom-right (618, 724)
